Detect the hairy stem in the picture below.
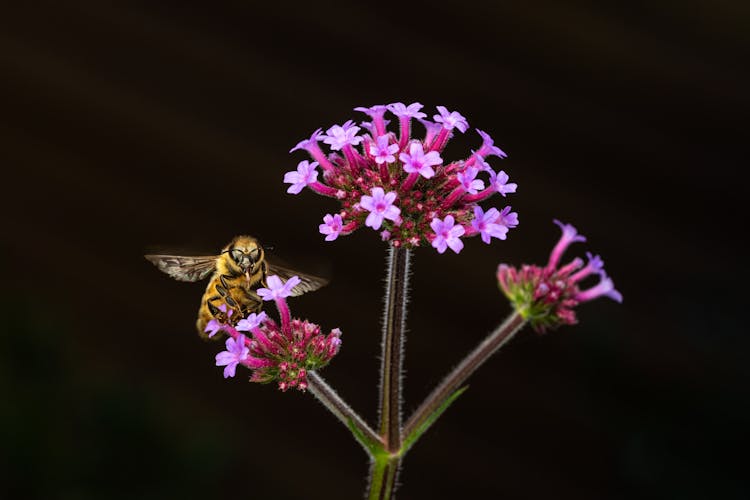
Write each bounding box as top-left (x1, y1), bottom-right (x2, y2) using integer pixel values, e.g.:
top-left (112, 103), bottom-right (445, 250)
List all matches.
top-left (402, 311), bottom-right (526, 440)
top-left (378, 246), bottom-right (411, 452)
top-left (367, 455), bottom-right (401, 500)
top-left (307, 372), bottom-right (382, 449)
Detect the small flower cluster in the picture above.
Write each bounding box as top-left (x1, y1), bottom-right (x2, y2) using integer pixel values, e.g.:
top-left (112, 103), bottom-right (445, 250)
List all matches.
top-left (285, 103), bottom-right (519, 253)
top-left (208, 275), bottom-right (342, 391)
top-left (497, 220), bottom-right (622, 332)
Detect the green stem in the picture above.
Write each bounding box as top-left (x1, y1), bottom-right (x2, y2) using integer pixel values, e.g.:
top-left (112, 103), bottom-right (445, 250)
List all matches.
top-left (367, 246), bottom-right (410, 499)
top-left (307, 372), bottom-right (382, 450)
top-left (378, 246), bottom-right (410, 452)
top-left (367, 454), bottom-right (401, 500)
top-left (402, 311), bottom-right (526, 440)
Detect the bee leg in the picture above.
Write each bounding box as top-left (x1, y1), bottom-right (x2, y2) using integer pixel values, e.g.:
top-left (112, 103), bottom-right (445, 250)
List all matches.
top-left (207, 298), bottom-right (221, 317)
top-left (224, 295), bottom-right (238, 308)
top-left (220, 274), bottom-right (232, 289)
top-left (216, 285), bottom-right (228, 297)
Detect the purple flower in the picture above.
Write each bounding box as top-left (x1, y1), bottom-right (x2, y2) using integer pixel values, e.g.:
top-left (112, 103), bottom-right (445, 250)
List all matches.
top-left (387, 102), bottom-right (426, 119)
top-left (204, 318), bottom-right (223, 338)
top-left (497, 206), bottom-right (519, 228)
top-left (430, 215), bottom-right (466, 254)
top-left (257, 275), bottom-right (302, 301)
top-left (321, 121), bottom-right (363, 151)
top-left (285, 101), bottom-right (520, 250)
top-left (369, 135), bottom-right (399, 164)
top-left (575, 272), bottom-right (623, 303)
top-left (289, 128), bottom-right (323, 153)
top-left (498, 219), bottom-right (620, 332)
top-left (319, 213), bottom-right (344, 241)
top-left (215, 334), bottom-right (249, 378)
top-left (236, 312), bottom-right (267, 332)
top-left (283, 160), bottom-right (319, 194)
top-left (433, 106), bottom-right (469, 133)
top-left (471, 206), bottom-right (509, 244)
top-left (548, 219), bottom-right (586, 269)
top-left (360, 187), bottom-right (401, 230)
top-left (456, 166), bottom-right (485, 194)
top-left (476, 129), bottom-right (507, 159)
top-left (400, 142), bottom-right (442, 179)
top-left (489, 170), bottom-right (517, 196)
top-left (354, 104), bottom-right (388, 119)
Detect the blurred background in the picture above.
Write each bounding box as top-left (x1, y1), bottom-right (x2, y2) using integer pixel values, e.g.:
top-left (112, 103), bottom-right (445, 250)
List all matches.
top-left (1, 1), bottom-right (747, 498)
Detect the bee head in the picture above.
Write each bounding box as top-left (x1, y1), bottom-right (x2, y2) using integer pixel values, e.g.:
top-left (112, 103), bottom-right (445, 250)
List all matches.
top-left (224, 236), bottom-right (264, 274)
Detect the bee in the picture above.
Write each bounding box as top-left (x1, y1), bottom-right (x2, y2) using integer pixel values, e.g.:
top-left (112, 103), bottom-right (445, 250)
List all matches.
top-left (145, 235), bottom-right (327, 338)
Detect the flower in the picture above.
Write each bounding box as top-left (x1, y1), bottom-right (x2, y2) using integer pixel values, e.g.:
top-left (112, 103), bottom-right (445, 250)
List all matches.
top-left (360, 187), bottom-right (401, 230)
top-left (215, 334), bottom-right (250, 378)
top-left (400, 142), bottom-right (442, 179)
top-left (204, 318), bottom-right (224, 338)
top-left (321, 121), bottom-right (363, 151)
top-left (456, 166), bottom-right (485, 194)
top-left (470, 206), bottom-right (509, 244)
top-left (433, 106), bottom-right (469, 133)
top-left (257, 275), bottom-right (302, 301)
top-left (287, 102), bottom-right (518, 252)
top-left (283, 160), bottom-right (319, 194)
top-left (370, 135), bottom-right (399, 164)
top-left (430, 215), bottom-right (466, 254)
top-left (497, 206), bottom-right (519, 228)
top-left (387, 102), bottom-right (426, 119)
top-left (497, 220), bottom-right (622, 332)
top-left (319, 213), bottom-right (344, 241)
top-left (209, 277), bottom-right (343, 391)
top-left (476, 129), bottom-right (507, 159)
top-left (489, 170), bottom-right (517, 196)
top-left (236, 312), bottom-right (267, 332)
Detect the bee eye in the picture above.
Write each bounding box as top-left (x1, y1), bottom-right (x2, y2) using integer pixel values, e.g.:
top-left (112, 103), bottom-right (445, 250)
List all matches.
top-left (249, 248), bottom-right (260, 261)
top-left (230, 249), bottom-right (243, 263)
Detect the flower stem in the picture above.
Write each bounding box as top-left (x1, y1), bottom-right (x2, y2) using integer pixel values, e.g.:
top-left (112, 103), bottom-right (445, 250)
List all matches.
top-left (379, 246), bottom-right (410, 452)
top-left (307, 371), bottom-right (382, 449)
top-left (402, 311), bottom-right (526, 440)
top-left (367, 455), bottom-right (401, 500)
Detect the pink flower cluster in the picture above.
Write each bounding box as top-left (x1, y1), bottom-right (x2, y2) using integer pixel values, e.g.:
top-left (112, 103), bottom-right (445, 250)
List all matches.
top-left (285, 103), bottom-right (519, 253)
top-left (497, 220), bottom-right (622, 332)
top-left (208, 275), bottom-right (342, 391)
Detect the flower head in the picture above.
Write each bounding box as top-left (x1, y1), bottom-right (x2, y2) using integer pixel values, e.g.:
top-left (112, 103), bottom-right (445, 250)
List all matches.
top-left (209, 278), bottom-right (342, 391)
top-left (497, 220), bottom-right (621, 332)
top-left (287, 102), bottom-right (518, 252)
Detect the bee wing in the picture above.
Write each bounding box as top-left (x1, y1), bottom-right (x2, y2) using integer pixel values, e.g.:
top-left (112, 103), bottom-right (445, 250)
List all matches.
top-left (267, 261), bottom-right (329, 296)
top-left (144, 254), bottom-right (218, 282)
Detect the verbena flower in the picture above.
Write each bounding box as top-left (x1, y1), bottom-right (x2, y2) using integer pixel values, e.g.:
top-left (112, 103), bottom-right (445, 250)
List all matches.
top-left (286, 102), bottom-right (519, 253)
top-left (207, 275), bottom-right (342, 391)
top-left (497, 220), bottom-right (622, 332)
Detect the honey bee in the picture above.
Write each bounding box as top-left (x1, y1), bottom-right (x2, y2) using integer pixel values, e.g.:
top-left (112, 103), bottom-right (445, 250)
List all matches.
top-left (145, 235), bottom-right (327, 338)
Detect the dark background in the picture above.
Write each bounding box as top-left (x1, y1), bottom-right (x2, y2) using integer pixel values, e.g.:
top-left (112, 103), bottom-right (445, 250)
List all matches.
top-left (1, 1), bottom-right (747, 499)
